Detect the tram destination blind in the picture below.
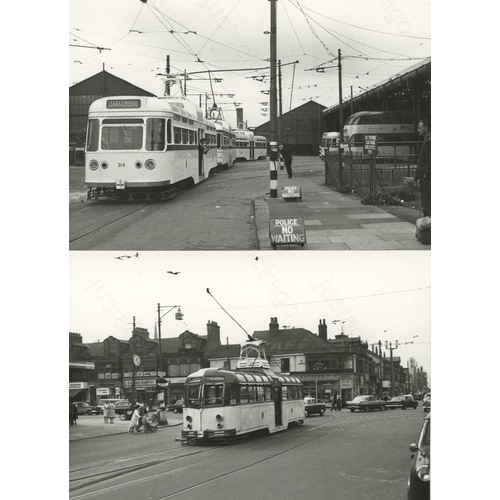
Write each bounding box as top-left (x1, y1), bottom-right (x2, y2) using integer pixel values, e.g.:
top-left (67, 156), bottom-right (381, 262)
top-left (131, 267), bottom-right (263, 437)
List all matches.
top-left (269, 217), bottom-right (306, 248)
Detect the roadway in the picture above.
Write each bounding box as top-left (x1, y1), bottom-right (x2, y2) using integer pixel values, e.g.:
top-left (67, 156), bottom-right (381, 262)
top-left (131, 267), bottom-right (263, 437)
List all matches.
top-left (69, 408), bottom-right (427, 500)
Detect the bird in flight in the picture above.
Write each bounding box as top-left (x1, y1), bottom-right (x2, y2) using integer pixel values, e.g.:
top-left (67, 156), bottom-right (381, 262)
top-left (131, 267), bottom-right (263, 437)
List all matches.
top-left (114, 255), bottom-right (130, 260)
top-left (134, 252), bottom-right (139, 258)
top-left (167, 271), bottom-right (181, 275)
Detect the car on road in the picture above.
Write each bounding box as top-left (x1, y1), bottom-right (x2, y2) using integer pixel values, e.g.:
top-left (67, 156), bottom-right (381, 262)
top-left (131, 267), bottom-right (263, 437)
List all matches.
top-left (72, 402), bottom-right (94, 415)
top-left (167, 400), bottom-right (184, 414)
top-left (407, 413), bottom-right (430, 500)
top-left (346, 395), bottom-right (386, 412)
top-left (304, 397), bottom-right (326, 417)
top-left (385, 395), bottom-right (419, 410)
top-left (422, 394), bottom-right (430, 412)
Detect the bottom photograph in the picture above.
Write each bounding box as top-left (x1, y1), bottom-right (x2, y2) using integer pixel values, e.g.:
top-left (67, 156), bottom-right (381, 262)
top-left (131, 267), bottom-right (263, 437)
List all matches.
top-left (69, 250), bottom-right (431, 500)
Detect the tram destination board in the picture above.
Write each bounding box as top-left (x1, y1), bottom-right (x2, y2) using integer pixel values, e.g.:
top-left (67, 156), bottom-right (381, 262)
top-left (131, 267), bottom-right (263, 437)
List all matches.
top-left (269, 217), bottom-right (306, 249)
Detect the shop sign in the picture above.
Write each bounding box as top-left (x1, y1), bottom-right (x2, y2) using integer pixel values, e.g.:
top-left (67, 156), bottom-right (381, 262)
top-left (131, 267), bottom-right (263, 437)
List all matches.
top-left (340, 379), bottom-right (352, 389)
top-left (97, 388), bottom-right (112, 395)
top-left (382, 380), bottom-right (391, 388)
top-left (69, 382), bottom-right (89, 390)
top-left (124, 378), bottom-right (157, 388)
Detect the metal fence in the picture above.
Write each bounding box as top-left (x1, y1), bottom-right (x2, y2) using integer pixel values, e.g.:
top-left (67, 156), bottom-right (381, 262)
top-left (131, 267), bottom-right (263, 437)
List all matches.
top-left (324, 142), bottom-right (422, 197)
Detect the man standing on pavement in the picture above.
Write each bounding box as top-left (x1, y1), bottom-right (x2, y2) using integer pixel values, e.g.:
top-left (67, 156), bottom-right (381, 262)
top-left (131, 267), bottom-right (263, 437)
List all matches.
top-left (414, 119), bottom-right (431, 215)
top-left (279, 143), bottom-right (293, 179)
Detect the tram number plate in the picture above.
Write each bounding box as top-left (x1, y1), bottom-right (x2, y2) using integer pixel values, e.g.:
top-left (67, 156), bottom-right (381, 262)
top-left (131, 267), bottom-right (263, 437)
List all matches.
top-left (116, 180), bottom-right (126, 190)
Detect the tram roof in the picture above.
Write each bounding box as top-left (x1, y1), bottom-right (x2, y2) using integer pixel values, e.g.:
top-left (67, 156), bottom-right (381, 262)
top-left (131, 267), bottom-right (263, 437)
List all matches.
top-left (185, 367), bottom-right (301, 384)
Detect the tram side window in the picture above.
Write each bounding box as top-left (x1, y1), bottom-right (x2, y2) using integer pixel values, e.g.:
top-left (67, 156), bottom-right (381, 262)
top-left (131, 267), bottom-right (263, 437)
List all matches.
top-left (282, 386), bottom-right (288, 400)
top-left (86, 119), bottom-right (99, 152)
top-left (264, 385), bottom-right (272, 402)
top-left (225, 384), bottom-right (239, 405)
top-left (203, 384), bottom-right (223, 406)
top-left (256, 385), bottom-right (265, 402)
top-left (186, 384), bottom-right (201, 407)
top-left (146, 118), bottom-right (165, 151)
top-left (247, 385), bottom-right (256, 403)
top-left (240, 384), bottom-right (249, 403)
top-left (182, 129), bottom-right (189, 145)
top-left (174, 127), bottom-right (182, 144)
top-left (217, 133), bottom-right (221, 148)
top-left (298, 386), bottom-right (303, 399)
top-left (167, 119), bottom-right (172, 144)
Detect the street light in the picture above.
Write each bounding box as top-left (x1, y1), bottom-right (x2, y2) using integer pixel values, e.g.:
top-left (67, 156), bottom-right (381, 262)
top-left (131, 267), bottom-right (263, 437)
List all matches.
top-left (157, 304), bottom-right (184, 404)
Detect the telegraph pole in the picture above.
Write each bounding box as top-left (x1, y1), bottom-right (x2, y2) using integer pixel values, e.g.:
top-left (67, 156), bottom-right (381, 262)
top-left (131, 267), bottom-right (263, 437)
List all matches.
top-left (338, 49), bottom-right (343, 141)
top-left (278, 59), bottom-right (283, 147)
top-left (269, 0), bottom-right (278, 144)
top-left (385, 341), bottom-right (399, 397)
top-left (166, 55), bottom-right (171, 96)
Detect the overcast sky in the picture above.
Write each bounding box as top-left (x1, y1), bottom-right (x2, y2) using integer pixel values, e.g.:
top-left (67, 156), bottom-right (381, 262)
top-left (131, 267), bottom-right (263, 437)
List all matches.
top-left (69, 0), bottom-right (431, 128)
top-left (70, 250), bottom-right (431, 379)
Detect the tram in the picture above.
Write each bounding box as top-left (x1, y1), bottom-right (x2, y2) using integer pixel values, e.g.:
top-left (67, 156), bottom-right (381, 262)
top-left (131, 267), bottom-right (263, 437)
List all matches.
top-left (181, 341), bottom-right (304, 444)
top-left (233, 128), bottom-right (267, 161)
top-left (342, 110), bottom-right (415, 157)
top-left (319, 131), bottom-right (340, 159)
top-left (84, 95), bottom-right (235, 201)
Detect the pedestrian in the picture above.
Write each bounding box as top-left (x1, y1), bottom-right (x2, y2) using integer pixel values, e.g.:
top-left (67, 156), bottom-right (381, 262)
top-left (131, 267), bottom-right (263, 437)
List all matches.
top-left (413, 119), bottom-right (431, 216)
top-left (103, 401), bottom-right (109, 424)
top-left (107, 401), bottom-right (116, 424)
top-left (70, 399), bottom-right (76, 425)
top-left (128, 405), bottom-right (141, 434)
top-left (330, 392), bottom-right (337, 412)
top-left (279, 143), bottom-right (293, 179)
top-left (336, 394), bottom-right (342, 411)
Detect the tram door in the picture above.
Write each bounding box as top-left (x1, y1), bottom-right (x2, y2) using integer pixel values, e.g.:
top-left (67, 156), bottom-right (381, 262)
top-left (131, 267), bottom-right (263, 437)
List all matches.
top-left (273, 386), bottom-right (282, 426)
top-left (198, 129), bottom-right (205, 176)
top-left (249, 141), bottom-right (255, 159)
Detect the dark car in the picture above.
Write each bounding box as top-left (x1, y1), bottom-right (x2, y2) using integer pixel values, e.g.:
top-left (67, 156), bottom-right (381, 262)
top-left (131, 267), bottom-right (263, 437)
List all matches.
top-left (346, 395), bottom-right (386, 412)
top-left (304, 397), bottom-right (326, 417)
top-left (167, 400), bottom-right (184, 414)
top-left (386, 395), bottom-right (419, 410)
top-left (422, 394), bottom-right (430, 412)
top-left (407, 413), bottom-right (430, 500)
top-left (72, 402), bottom-right (94, 415)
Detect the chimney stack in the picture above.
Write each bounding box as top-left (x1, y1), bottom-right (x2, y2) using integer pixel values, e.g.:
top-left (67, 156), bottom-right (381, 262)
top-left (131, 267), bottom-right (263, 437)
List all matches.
top-left (318, 319), bottom-right (327, 340)
top-left (269, 317), bottom-right (279, 335)
top-left (206, 320), bottom-right (221, 349)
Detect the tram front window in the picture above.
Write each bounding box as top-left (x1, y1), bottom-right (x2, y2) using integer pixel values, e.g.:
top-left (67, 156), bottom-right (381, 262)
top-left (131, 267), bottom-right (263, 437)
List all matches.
top-left (203, 384), bottom-right (224, 406)
top-left (186, 384), bottom-right (201, 407)
top-left (101, 124), bottom-right (143, 150)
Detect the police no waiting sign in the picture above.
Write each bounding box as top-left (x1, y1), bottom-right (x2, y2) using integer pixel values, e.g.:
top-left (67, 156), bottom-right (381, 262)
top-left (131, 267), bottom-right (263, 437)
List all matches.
top-left (269, 217), bottom-right (306, 249)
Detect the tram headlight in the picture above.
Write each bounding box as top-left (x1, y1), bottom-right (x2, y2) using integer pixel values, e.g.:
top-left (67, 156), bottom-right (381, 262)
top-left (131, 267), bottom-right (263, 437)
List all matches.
top-left (145, 159), bottom-right (156, 170)
top-left (187, 424), bottom-right (192, 430)
top-left (186, 416), bottom-right (192, 423)
top-left (89, 160), bottom-right (98, 171)
top-left (101, 161), bottom-right (108, 169)
top-left (216, 414), bottom-right (223, 422)
top-left (135, 161), bottom-right (142, 169)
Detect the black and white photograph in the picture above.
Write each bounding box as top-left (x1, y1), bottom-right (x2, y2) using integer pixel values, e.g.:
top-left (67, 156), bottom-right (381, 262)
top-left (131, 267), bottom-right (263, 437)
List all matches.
top-left (6, 0), bottom-right (491, 498)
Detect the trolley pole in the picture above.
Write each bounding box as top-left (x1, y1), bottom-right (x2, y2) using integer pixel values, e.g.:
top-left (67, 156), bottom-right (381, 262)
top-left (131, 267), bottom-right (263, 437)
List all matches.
top-left (166, 55), bottom-right (170, 96)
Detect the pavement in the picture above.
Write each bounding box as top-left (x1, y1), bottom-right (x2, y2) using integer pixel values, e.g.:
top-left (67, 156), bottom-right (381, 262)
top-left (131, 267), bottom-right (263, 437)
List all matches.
top-left (69, 414), bottom-right (182, 442)
top-left (254, 157), bottom-right (430, 251)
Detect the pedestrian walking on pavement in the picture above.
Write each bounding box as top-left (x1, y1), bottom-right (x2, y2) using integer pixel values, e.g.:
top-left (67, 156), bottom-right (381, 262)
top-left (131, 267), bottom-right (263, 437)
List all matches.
top-left (279, 143), bottom-right (293, 179)
top-left (330, 392), bottom-right (337, 412)
top-left (128, 405), bottom-right (141, 434)
top-left (70, 399), bottom-right (77, 425)
top-left (413, 119), bottom-right (431, 216)
top-left (336, 394), bottom-right (342, 411)
top-left (103, 401), bottom-right (109, 423)
top-left (107, 401), bottom-right (116, 424)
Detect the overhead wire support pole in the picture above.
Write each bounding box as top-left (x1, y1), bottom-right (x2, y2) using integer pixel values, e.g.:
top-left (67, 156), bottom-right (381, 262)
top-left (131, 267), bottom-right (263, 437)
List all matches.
top-left (268, 0), bottom-right (278, 198)
top-left (338, 49), bottom-right (343, 142)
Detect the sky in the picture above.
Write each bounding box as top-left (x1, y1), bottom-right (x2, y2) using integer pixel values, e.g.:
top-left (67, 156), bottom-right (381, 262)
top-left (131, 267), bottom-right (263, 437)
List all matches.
top-left (69, 0), bottom-right (431, 128)
top-left (70, 250), bottom-right (431, 380)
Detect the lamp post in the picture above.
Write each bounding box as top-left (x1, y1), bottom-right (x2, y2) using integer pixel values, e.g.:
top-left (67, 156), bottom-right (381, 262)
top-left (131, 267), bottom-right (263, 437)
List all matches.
top-left (157, 304), bottom-right (184, 404)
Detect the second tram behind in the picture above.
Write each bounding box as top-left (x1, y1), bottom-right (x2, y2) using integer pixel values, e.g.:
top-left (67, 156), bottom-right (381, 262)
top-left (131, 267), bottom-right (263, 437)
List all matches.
top-left (85, 96), bottom-right (236, 201)
top-left (181, 341), bottom-right (304, 444)
top-left (233, 129), bottom-right (267, 161)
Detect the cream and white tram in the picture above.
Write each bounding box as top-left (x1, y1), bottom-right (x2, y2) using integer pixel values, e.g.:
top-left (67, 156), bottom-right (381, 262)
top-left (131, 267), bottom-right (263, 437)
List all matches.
top-left (182, 341), bottom-right (304, 444)
top-left (85, 96), bottom-right (235, 201)
top-left (233, 129), bottom-right (267, 161)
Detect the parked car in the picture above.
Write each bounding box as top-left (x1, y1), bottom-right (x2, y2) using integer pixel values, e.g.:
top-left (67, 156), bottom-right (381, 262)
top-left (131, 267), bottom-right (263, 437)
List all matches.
top-left (167, 400), bottom-right (184, 414)
top-left (407, 413), bottom-right (430, 500)
top-left (114, 401), bottom-right (134, 415)
top-left (72, 402), bottom-right (94, 415)
top-left (386, 395), bottom-right (418, 410)
top-left (346, 395), bottom-right (386, 412)
top-left (304, 397), bottom-right (326, 417)
top-left (422, 394), bottom-right (430, 412)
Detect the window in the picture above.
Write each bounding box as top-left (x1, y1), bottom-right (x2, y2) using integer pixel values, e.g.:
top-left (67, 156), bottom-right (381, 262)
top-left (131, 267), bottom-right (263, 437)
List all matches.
top-left (186, 384), bottom-right (201, 407)
top-left (167, 119), bottom-right (172, 143)
top-left (101, 125), bottom-right (143, 150)
top-left (281, 358), bottom-right (290, 372)
top-left (264, 385), bottom-right (272, 401)
top-left (174, 127), bottom-right (182, 144)
top-left (256, 385), bottom-right (265, 402)
top-left (146, 118), bottom-right (165, 151)
top-left (226, 384), bottom-right (239, 404)
top-left (203, 384), bottom-right (224, 406)
top-left (168, 364), bottom-right (180, 377)
top-left (86, 119), bottom-right (99, 151)
top-left (240, 384), bottom-right (249, 403)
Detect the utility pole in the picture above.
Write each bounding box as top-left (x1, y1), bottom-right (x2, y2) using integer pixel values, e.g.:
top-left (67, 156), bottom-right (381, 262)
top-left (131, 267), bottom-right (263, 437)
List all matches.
top-left (269, 0), bottom-right (278, 144)
top-left (166, 55), bottom-right (171, 96)
top-left (157, 304), bottom-right (163, 376)
top-left (278, 59), bottom-right (283, 147)
top-left (338, 49), bottom-right (343, 141)
top-left (385, 341), bottom-right (399, 397)
top-left (350, 85), bottom-right (354, 115)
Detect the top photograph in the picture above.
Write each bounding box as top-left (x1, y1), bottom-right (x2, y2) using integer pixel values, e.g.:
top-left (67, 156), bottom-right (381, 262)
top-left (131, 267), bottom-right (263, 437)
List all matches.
top-left (69, 0), bottom-right (431, 251)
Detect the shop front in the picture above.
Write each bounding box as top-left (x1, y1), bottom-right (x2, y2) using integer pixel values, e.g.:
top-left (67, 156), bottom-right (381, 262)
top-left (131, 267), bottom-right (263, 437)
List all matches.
top-left (298, 373), bottom-right (358, 404)
top-left (166, 377), bottom-right (186, 405)
top-left (123, 377), bottom-right (158, 404)
top-left (69, 382), bottom-right (91, 402)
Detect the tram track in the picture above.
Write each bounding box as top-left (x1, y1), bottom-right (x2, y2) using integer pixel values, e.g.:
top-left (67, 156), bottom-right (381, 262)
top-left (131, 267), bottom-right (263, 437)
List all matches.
top-left (69, 420), bottom-right (346, 500)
